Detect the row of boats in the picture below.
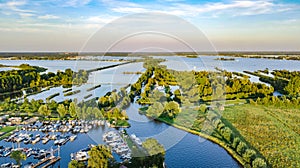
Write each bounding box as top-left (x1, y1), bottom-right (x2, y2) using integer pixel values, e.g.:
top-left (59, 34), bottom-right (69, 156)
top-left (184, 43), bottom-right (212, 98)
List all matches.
top-left (0, 146), bottom-right (51, 160)
top-left (21, 120), bottom-right (105, 133)
top-left (103, 131), bottom-right (132, 160)
top-left (4, 132), bottom-right (77, 146)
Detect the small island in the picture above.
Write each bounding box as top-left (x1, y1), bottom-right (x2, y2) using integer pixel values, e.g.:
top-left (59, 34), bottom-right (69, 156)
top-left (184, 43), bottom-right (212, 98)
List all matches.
top-left (215, 57), bottom-right (236, 61)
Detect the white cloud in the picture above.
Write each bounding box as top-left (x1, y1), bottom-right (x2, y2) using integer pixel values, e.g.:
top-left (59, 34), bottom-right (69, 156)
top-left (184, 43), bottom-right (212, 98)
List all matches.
top-left (112, 7), bottom-right (148, 13)
top-left (101, 0), bottom-right (299, 18)
top-left (19, 13), bottom-right (35, 18)
top-left (0, 0), bottom-right (35, 17)
top-left (64, 0), bottom-right (91, 7)
top-left (38, 14), bottom-right (60, 19)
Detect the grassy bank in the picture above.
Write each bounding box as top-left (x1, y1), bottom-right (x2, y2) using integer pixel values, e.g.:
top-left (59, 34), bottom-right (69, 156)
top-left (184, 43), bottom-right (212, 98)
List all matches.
top-left (0, 126), bottom-right (17, 140)
top-left (223, 104), bottom-right (300, 168)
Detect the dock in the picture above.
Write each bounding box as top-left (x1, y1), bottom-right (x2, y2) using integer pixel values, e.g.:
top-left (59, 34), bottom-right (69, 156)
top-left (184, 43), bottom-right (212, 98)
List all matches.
top-left (32, 157), bottom-right (51, 168)
top-left (32, 156), bottom-right (60, 168)
top-left (42, 156), bottom-right (61, 168)
top-left (61, 137), bottom-right (70, 145)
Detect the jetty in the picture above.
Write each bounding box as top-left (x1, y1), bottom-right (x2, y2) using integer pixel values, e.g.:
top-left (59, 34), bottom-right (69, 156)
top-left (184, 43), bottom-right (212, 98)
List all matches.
top-left (41, 156), bottom-right (61, 168)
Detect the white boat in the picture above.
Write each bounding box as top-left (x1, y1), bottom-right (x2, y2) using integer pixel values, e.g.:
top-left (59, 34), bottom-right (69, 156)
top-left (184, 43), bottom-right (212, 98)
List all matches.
top-left (32, 137), bottom-right (40, 144)
top-left (71, 151), bottom-right (89, 161)
top-left (42, 138), bottom-right (49, 144)
top-left (70, 135), bottom-right (77, 141)
top-left (49, 134), bottom-right (57, 140)
top-left (54, 139), bottom-right (65, 145)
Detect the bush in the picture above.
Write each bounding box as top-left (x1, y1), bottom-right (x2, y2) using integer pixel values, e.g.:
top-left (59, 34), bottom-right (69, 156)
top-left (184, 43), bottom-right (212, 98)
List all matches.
top-left (252, 158), bottom-right (267, 168)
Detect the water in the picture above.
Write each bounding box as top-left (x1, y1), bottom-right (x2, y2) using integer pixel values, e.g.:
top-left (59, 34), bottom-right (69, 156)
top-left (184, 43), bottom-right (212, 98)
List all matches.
top-left (158, 55), bottom-right (300, 84)
top-left (0, 60), bottom-right (120, 73)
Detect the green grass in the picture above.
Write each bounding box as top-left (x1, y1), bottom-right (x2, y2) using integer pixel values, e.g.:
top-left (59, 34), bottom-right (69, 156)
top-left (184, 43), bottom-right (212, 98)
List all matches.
top-left (0, 126), bottom-right (16, 140)
top-left (0, 126), bottom-right (16, 133)
top-left (222, 104), bottom-right (300, 168)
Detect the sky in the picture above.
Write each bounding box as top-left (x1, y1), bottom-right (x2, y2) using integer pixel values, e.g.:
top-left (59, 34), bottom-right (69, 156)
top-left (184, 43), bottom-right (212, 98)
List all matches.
top-left (0, 0), bottom-right (300, 52)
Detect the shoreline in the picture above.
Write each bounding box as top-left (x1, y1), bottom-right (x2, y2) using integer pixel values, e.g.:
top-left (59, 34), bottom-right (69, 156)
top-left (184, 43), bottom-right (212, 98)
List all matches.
top-left (155, 118), bottom-right (246, 167)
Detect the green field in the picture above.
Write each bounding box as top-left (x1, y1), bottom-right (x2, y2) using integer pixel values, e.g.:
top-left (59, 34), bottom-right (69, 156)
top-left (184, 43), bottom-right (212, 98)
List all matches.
top-left (223, 104), bottom-right (300, 168)
top-left (0, 126), bottom-right (16, 139)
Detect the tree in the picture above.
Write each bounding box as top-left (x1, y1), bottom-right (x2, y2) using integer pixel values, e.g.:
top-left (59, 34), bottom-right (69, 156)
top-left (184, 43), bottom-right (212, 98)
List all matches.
top-left (232, 137), bottom-right (241, 149)
top-left (10, 150), bottom-right (26, 166)
top-left (68, 160), bottom-right (85, 168)
top-left (146, 102), bottom-right (164, 118)
top-left (243, 149), bottom-right (257, 163)
top-left (252, 158), bottom-right (267, 168)
top-left (69, 102), bottom-right (77, 118)
top-left (221, 127), bottom-right (233, 143)
top-left (237, 141), bottom-right (248, 155)
top-left (173, 89), bottom-right (182, 103)
top-left (38, 104), bottom-right (51, 117)
top-left (142, 138), bottom-right (165, 156)
top-left (163, 101), bottom-right (180, 119)
top-left (198, 104), bottom-right (207, 113)
top-left (88, 145), bottom-right (113, 168)
top-left (284, 76), bottom-right (300, 97)
top-left (57, 104), bottom-right (67, 118)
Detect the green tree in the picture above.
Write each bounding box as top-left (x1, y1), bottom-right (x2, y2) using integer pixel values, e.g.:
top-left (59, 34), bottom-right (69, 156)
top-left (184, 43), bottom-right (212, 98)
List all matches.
top-left (198, 104), bottom-right (207, 113)
top-left (232, 137), bottom-right (241, 149)
top-left (88, 145), bottom-right (113, 168)
top-left (57, 104), bottom-right (67, 118)
top-left (69, 102), bottom-right (77, 118)
top-left (243, 149), bottom-right (257, 163)
top-left (10, 150), bottom-right (26, 166)
top-left (38, 104), bottom-right (51, 117)
top-left (237, 141), bottom-right (248, 155)
top-left (146, 102), bottom-right (164, 118)
top-left (173, 89), bottom-right (182, 103)
top-left (252, 158), bottom-right (267, 168)
top-left (284, 76), bottom-right (300, 97)
top-left (68, 160), bottom-right (85, 168)
top-left (221, 127), bottom-right (233, 143)
top-left (163, 101), bottom-right (180, 119)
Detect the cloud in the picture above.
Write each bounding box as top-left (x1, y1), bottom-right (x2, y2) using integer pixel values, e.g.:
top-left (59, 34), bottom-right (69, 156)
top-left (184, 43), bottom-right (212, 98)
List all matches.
top-left (0, 0), bottom-right (35, 17)
top-left (112, 7), bottom-right (148, 13)
top-left (38, 14), bottom-right (60, 19)
top-left (64, 0), bottom-right (91, 7)
top-left (19, 13), bottom-right (35, 18)
top-left (101, 0), bottom-right (300, 18)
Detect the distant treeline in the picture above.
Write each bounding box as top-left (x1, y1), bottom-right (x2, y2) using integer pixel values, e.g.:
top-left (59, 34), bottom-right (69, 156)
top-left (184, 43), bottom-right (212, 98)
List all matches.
top-left (1, 52), bottom-right (300, 60)
top-left (0, 52), bottom-right (78, 60)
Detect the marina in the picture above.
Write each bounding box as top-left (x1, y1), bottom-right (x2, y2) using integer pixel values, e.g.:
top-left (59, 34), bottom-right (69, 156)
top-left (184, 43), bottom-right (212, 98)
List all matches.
top-left (0, 119), bottom-right (107, 167)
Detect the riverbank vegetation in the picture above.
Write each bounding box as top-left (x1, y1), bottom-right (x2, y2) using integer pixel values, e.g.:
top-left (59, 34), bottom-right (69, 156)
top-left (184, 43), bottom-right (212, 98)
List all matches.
top-left (244, 69), bottom-right (300, 97)
top-left (0, 64), bottom-right (88, 101)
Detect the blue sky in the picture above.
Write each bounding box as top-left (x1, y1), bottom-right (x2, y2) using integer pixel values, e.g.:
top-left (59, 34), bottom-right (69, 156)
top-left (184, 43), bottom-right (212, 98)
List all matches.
top-left (0, 0), bottom-right (300, 51)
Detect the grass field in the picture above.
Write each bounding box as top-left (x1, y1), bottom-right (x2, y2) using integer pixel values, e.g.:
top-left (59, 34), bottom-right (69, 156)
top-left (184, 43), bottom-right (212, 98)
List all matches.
top-left (0, 126), bottom-right (16, 140)
top-left (222, 104), bottom-right (300, 168)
